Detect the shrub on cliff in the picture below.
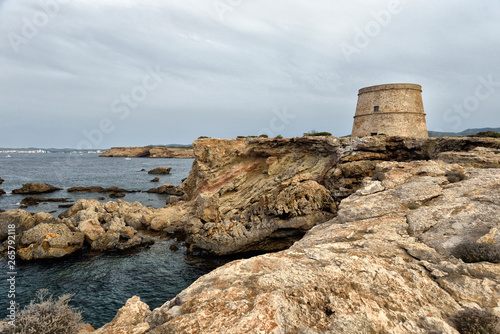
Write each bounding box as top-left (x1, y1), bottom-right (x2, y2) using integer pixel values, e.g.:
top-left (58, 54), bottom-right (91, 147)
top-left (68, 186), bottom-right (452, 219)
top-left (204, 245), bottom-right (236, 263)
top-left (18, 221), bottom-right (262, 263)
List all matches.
top-left (450, 308), bottom-right (500, 334)
top-left (451, 241), bottom-right (500, 263)
top-left (3, 289), bottom-right (83, 334)
top-left (303, 130), bottom-right (332, 137)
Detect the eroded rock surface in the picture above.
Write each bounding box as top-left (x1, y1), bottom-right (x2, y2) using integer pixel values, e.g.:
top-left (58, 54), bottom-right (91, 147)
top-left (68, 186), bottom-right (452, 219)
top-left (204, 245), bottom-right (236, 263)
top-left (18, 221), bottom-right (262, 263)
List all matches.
top-left (96, 160), bottom-right (499, 334)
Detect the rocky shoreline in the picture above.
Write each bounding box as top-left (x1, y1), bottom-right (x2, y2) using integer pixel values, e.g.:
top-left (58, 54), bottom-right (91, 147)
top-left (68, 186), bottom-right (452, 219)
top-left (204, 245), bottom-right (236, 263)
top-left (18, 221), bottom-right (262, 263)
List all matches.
top-left (99, 146), bottom-right (194, 158)
top-left (1, 135), bottom-right (500, 332)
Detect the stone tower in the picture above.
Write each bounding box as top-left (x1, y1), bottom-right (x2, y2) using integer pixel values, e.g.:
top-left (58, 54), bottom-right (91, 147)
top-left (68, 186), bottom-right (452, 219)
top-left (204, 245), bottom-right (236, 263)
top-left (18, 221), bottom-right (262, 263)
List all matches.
top-left (351, 83), bottom-right (428, 138)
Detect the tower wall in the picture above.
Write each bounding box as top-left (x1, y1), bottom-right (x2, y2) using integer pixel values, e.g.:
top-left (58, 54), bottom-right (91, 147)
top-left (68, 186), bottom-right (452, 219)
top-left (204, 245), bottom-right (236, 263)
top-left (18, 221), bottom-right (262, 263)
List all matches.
top-left (351, 83), bottom-right (428, 138)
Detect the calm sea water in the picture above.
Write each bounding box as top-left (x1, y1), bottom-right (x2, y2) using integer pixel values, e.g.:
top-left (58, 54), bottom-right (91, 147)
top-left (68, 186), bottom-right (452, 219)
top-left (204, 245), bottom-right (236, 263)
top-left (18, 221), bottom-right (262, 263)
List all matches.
top-left (0, 154), bottom-right (233, 327)
top-left (0, 153), bottom-right (194, 215)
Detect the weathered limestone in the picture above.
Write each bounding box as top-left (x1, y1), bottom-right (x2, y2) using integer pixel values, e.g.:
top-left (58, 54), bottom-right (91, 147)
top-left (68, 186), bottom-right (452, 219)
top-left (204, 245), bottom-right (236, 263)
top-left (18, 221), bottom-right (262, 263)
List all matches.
top-left (94, 160), bottom-right (500, 334)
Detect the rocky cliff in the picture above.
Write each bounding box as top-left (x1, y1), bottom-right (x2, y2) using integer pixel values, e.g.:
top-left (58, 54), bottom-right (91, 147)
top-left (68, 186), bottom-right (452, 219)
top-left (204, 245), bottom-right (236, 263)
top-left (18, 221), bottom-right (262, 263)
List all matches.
top-left (87, 155), bottom-right (500, 333)
top-left (100, 146), bottom-right (194, 158)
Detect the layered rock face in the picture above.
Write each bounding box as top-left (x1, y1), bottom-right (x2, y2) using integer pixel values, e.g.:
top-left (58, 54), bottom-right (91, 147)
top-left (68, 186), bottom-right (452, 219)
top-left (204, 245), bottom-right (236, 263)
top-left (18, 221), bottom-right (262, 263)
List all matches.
top-left (91, 159), bottom-right (500, 334)
top-left (100, 146), bottom-right (194, 158)
top-left (174, 136), bottom-right (500, 255)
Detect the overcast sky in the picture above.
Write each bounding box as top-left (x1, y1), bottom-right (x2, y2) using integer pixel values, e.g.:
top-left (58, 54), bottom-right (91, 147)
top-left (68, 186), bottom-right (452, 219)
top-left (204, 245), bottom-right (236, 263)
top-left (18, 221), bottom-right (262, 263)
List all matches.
top-left (1, 0), bottom-right (499, 148)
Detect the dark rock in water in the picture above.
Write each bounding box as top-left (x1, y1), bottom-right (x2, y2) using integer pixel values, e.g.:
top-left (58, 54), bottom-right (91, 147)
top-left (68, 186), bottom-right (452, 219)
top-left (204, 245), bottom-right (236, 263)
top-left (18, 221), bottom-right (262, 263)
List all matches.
top-left (109, 193), bottom-right (126, 198)
top-left (59, 203), bottom-right (74, 208)
top-left (169, 244), bottom-right (179, 252)
top-left (0, 177), bottom-right (3, 184)
top-left (0, 189), bottom-right (5, 196)
top-left (141, 169), bottom-right (147, 172)
top-left (67, 186), bottom-right (104, 193)
top-left (20, 196), bottom-right (70, 206)
top-left (147, 184), bottom-right (184, 196)
top-left (150, 177), bottom-right (160, 182)
top-left (12, 183), bottom-right (62, 194)
top-left (98, 197), bottom-right (106, 200)
top-left (148, 167), bottom-right (172, 175)
top-left (67, 186), bottom-right (135, 193)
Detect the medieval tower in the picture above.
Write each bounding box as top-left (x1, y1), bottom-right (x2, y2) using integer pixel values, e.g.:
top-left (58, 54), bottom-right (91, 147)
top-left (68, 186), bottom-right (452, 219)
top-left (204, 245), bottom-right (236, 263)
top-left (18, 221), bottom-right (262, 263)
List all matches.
top-left (351, 83), bottom-right (428, 138)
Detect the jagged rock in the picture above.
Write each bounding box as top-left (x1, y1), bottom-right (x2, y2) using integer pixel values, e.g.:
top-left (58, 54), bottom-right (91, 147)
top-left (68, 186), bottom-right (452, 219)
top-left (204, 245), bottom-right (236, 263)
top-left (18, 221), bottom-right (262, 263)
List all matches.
top-left (0, 189), bottom-right (5, 195)
top-left (148, 167), bottom-right (172, 175)
top-left (90, 296), bottom-right (151, 334)
top-left (146, 184), bottom-right (184, 196)
top-left (78, 219), bottom-right (105, 243)
top-left (17, 223), bottom-right (84, 260)
top-left (90, 231), bottom-right (120, 252)
top-left (0, 210), bottom-right (39, 241)
top-left (12, 183), bottom-right (62, 194)
top-left (20, 196), bottom-right (70, 206)
top-left (150, 177), bottom-right (160, 182)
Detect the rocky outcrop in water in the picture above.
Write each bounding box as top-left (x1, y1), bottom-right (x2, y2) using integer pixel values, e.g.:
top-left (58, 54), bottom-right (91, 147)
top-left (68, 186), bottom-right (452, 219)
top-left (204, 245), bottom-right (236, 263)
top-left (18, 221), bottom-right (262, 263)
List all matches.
top-left (12, 183), bottom-right (62, 194)
top-left (67, 186), bottom-right (136, 193)
top-left (100, 146), bottom-right (194, 158)
top-left (0, 200), bottom-right (161, 260)
top-left (89, 159), bottom-right (500, 334)
top-left (146, 184), bottom-right (184, 196)
top-left (0, 189), bottom-right (5, 195)
top-left (20, 196), bottom-right (70, 206)
top-left (0, 177), bottom-right (4, 184)
top-left (148, 167), bottom-right (172, 175)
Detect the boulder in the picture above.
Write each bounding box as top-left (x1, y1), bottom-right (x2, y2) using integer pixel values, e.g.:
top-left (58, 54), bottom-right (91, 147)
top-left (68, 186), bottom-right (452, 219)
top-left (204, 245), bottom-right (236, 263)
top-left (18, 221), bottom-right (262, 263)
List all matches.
top-left (18, 223), bottom-right (84, 260)
top-left (150, 177), bottom-right (160, 182)
top-left (148, 167), bottom-right (172, 175)
top-left (0, 189), bottom-right (5, 195)
top-left (0, 210), bottom-right (37, 241)
top-left (78, 219), bottom-right (105, 243)
top-left (109, 193), bottom-right (126, 198)
top-left (12, 183), bottom-right (62, 194)
top-left (0, 177), bottom-right (3, 184)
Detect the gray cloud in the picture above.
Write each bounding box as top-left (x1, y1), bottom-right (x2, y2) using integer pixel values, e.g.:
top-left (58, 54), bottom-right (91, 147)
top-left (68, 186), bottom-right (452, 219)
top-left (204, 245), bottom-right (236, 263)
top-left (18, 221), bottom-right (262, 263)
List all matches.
top-left (1, 0), bottom-right (499, 148)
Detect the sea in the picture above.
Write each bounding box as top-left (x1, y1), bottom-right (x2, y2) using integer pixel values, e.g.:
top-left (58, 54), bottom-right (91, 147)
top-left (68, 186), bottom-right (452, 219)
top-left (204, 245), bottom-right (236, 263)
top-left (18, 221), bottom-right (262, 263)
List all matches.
top-left (0, 153), bottom-right (232, 327)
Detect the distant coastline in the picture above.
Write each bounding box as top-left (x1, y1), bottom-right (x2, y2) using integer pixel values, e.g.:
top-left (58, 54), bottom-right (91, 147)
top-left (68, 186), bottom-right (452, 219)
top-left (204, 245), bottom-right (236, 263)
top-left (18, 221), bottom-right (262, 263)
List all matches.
top-left (99, 146), bottom-right (195, 158)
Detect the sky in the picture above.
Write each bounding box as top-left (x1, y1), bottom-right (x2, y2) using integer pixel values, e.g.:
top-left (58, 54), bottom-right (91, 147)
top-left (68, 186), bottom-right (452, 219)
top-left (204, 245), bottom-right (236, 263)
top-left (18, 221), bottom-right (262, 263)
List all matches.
top-left (0, 0), bottom-right (499, 148)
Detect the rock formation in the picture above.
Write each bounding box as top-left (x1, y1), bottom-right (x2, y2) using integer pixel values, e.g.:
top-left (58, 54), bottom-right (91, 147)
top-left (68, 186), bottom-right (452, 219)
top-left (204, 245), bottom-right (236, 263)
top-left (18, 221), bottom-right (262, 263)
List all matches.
top-left (0, 200), bottom-right (161, 260)
top-left (100, 146), bottom-right (194, 159)
top-left (87, 158), bottom-right (500, 334)
top-left (0, 177), bottom-right (4, 184)
top-left (0, 189), bottom-right (5, 195)
top-left (67, 186), bottom-right (136, 193)
top-left (146, 184), bottom-right (184, 196)
top-left (148, 167), bottom-right (172, 175)
top-left (20, 196), bottom-right (70, 206)
top-left (12, 183), bottom-right (62, 194)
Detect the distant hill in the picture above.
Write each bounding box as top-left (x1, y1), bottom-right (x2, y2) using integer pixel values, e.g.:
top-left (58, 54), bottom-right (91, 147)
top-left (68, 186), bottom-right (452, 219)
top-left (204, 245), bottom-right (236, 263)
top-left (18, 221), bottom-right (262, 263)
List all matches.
top-left (428, 127), bottom-right (500, 137)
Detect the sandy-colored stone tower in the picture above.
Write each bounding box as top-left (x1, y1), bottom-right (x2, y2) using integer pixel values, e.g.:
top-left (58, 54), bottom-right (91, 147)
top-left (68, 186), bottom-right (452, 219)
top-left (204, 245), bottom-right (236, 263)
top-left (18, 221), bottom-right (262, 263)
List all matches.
top-left (351, 83), bottom-right (428, 138)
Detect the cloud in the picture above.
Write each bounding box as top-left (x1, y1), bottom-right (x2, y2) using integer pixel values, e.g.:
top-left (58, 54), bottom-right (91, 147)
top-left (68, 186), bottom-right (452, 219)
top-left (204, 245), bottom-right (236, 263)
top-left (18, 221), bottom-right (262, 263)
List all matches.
top-left (0, 0), bottom-right (499, 147)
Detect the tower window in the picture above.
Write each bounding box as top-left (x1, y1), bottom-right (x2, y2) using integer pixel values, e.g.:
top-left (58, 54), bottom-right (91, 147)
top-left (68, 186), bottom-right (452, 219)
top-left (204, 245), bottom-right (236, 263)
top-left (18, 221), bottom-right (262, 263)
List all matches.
top-left (374, 106), bottom-right (380, 112)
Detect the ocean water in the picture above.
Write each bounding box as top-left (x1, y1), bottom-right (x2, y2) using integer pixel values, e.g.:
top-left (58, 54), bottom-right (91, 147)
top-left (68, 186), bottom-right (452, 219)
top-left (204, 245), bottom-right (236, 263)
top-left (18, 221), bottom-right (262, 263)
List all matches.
top-left (0, 153), bottom-right (194, 215)
top-left (0, 153), bottom-right (233, 327)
